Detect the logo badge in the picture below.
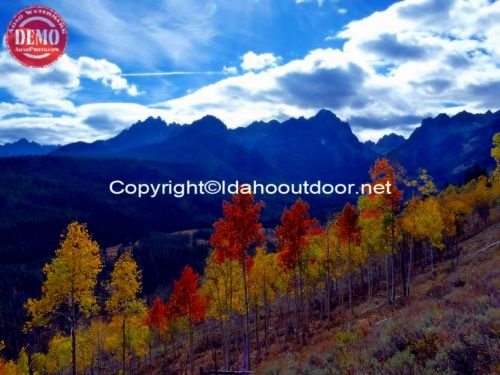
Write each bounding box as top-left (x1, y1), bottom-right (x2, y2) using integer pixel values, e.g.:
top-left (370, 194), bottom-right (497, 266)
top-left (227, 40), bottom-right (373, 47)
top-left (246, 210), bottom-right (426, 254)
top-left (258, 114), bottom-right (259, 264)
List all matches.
top-left (6, 6), bottom-right (68, 68)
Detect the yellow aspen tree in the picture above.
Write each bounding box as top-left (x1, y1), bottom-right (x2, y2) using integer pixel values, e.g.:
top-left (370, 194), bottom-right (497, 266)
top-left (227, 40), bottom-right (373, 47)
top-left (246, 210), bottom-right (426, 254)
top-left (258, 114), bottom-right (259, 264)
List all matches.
top-left (437, 185), bottom-right (470, 265)
top-left (248, 247), bottom-right (279, 352)
top-left (105, 250), bottom-right (147, 375)
top-left (492, 133), bottom-right (500, 181)
top-left (25, 221), bottom-right (102, 375)
top-left (318, 220), bottom-right (344, 318)
top-left (358, 194), bottom-right (389, 302)
top-left (402, 197), bottom-right (444, 274)
top-left (363, 159), bottom-right (403, 304)
top-left (201, 251), bottom-right (244, 369)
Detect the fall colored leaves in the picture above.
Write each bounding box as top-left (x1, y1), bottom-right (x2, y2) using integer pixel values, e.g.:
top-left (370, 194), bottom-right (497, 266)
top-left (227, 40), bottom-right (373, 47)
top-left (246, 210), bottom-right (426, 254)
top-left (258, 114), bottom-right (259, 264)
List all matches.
top-left (2, 134), bottom-right (498, 375)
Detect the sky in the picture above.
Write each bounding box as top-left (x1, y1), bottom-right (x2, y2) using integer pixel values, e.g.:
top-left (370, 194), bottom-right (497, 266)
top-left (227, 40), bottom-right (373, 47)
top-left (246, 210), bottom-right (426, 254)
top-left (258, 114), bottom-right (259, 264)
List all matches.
top-left (0, 0), bottom-right (499, 145)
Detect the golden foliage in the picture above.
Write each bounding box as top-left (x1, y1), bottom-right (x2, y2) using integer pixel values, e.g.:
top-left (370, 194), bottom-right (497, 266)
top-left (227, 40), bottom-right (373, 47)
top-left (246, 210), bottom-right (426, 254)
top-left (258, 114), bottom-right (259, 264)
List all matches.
top-left (25, 221), bottom-right (102, 330)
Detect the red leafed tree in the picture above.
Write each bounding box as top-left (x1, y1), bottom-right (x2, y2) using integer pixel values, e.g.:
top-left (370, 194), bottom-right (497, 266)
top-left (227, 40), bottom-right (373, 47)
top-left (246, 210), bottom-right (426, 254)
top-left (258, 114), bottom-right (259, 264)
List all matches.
top-left (146, 297), bottom-right (169, 339)
top-left (335, 202), bottom-right (361, 314)
top-left (211, 193), bottom-right (265, 264)
top-left (276, 198), bottom-right (321, 344)
top-left (210, 192), bottom-right (264, 370)
top-left (167, 266), bottom-right (207, 375)
top-left (369, 158), bottom-right (403, 214)
top-left (277, 199), bottom-right (321, 270)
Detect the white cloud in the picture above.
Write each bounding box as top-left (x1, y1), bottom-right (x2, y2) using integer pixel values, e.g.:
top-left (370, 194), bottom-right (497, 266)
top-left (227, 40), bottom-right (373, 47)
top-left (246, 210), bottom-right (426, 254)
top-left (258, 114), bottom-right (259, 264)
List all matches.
top-left (223, 66), bottom-right (239, 75)
top-left (0, 52), bottom-right (139, 114)
top-left (154, 48), bottom-right (366, 127)
top-left (337, 8), bottom-right (348, 15)
top-left (52, 0), bottom-right (218, 67)
top-left (78, 57), bottom-right (140, 96)
top-left (0, 103), bottom-right (29, 119)
top-left (0, 53), bottom-right (79, 113)
top-left (2, 0), bottom-right (499, 144)
top-left (241, 52), bottom-right (281, 71)
top-left (153, 0), bottom-right (500, 140)
top-left (0, 102), bottom-right (173, 145)
top-left (296, 0), bottom-right (325, 6)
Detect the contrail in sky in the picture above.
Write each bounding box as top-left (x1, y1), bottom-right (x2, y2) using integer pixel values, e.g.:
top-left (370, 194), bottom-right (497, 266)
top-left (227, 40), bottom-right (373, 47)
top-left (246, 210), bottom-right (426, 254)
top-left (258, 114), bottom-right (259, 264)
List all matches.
top-left (121, 71), bottom-right (229, 77)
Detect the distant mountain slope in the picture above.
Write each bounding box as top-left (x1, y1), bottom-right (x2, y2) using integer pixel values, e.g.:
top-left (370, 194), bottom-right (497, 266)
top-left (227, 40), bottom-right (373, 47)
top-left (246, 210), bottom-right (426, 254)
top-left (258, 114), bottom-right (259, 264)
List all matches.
top-left (389, 110), bottom-right (500, 185)
top-left (365, 133), bottom-right (406, 155)
top-left (0, 139), bottom-right (58, 156)
top-left (53, 109), bottom-right (378, 182)
top-left (7, 109), bottom-right (497, 186)
top-left (54, 117), bottom-right (182, 156)
top-left (234, 109), bottom-right (376, 182)
top-left (125, 115), bottom-right (276, 179)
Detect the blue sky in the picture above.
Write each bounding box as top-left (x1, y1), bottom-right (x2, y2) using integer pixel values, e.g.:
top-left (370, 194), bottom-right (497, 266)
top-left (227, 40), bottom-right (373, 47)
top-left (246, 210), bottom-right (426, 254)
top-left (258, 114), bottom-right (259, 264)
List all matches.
top-left (0, 0), bottom-right (499, 144)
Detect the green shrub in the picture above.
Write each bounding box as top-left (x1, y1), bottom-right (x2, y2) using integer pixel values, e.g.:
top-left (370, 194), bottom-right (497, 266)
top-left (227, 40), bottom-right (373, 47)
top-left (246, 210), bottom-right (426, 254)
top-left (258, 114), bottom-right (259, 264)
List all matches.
top-left (383, 349), bottom-right (418, 375)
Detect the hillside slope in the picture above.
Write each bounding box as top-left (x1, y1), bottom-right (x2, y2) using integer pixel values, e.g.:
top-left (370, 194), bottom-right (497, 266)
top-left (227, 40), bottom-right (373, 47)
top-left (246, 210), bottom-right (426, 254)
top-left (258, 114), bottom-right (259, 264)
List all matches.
top-left (258, 223), bottom-right (500, 374)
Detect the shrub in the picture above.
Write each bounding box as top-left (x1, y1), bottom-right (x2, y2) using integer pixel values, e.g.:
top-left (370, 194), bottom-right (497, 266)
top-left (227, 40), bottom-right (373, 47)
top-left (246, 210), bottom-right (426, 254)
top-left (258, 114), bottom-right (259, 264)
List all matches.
top-left (383, 349), bottom-right (418, 375)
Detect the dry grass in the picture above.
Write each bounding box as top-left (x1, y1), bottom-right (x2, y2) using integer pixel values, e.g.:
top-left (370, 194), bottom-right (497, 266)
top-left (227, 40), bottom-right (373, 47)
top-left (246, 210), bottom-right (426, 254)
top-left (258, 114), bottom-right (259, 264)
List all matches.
top-left (258, 223), bottom-right (500, 374)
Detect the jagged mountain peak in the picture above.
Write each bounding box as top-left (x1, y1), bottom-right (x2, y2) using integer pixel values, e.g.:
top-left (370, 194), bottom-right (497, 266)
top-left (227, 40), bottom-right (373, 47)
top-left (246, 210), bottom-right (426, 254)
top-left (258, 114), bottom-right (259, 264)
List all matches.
top-left (310, 109), bottom-right (342, 123)
top-left (365, 133), bottom-right (406, 155)
top-left (190, 115), bottom-right (227, 132)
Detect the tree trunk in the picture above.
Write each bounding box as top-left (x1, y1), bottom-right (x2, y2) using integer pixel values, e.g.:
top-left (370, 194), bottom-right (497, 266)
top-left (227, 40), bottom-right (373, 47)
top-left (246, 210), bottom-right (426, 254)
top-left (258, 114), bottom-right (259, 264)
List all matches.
top-left (430, 244), bottom-right (435, 274)
top-left (241, 259), bottom-right (251, 370)
top-left (298, 264), bottom-right (307, 345)
top-left (189, 319), bottom-right (194, 375)
top-left (367, 249), bottom-right (372, 303)
top-left (254, 301), bottom-right (260, 355)
top-left (406, 239), bottom-right (414, 299)
top-left (71, 301), bottom-right (77, 375)
top-left (391, 219), bottom-right (396, 304)
top-left (400, 241), bottom-right (407, 298)
top-left (293, 273), bottom-right (300, 343)
top-left (385, 254), bottom-right (390, 304)
top-left (122, 318), bottom-right (127, 375)
top-left (264, 285), bottom-right (269, 349)
top-left (348, 242), bottom-right (353, 315)
top-left (220, 319), bottom-right (228, 370)
top-left (325, 226), bottom-right (331, 319)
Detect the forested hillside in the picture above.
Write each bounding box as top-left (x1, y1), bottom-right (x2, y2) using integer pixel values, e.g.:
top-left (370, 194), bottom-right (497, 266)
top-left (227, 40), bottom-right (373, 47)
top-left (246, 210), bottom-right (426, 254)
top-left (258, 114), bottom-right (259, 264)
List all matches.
top-left (1, 133), bottom-right (498, 374)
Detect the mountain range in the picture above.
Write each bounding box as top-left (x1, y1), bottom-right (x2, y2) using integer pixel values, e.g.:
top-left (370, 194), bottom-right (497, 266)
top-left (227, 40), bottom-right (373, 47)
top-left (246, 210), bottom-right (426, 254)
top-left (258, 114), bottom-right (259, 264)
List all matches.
top-left (0, 109), bottom-right (498, 355)
top-left (389, 110), bottom-right (500, 184)
top-left (0, 138), bottom-right (58, 157)
top-left (364, 133), bottom-right (406, 155)
top-left (2, 109), bottom-right (498, 185)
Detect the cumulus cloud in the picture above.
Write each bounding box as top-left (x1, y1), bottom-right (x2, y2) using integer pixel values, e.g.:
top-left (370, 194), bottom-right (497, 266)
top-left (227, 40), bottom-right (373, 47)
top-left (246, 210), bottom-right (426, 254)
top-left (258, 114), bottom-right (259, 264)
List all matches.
top-left (241, 52), bottom-right (281, 71)
top-left (361, 34), bottom-right (430, 61)
top-left (2, 0), bottom-right (499, 144)
top-left (0, 103), bottom-right (30, 119)
top-left (154, 0), bottom-right (500, 139)
top-left (0, 102), bottom-right (173, 145)
top-left (0, 52), bottom-right (139, 114)
top-left (78, 57), bottom-right (139, 96)
top-left (156, 49), bottom-right (369, 127)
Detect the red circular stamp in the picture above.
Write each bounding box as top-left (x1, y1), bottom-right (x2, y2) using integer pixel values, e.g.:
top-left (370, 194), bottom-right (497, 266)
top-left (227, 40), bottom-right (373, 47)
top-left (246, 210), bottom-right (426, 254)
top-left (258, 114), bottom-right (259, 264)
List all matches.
top-left (6, 6), bottom-right (68, 68)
